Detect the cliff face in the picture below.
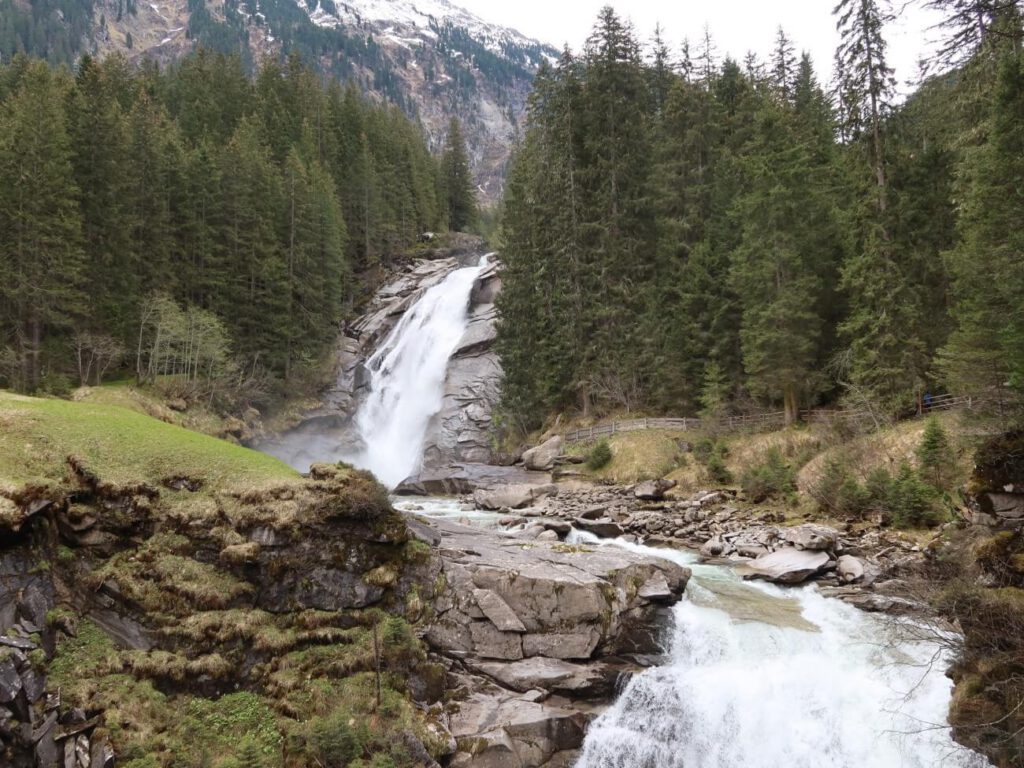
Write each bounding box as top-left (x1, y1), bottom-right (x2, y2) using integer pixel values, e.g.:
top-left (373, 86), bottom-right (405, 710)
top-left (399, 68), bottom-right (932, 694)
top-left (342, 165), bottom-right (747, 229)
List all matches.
top-left (421, 258), bottom-right (502, 469)
top-left (941, 431), bottom-right (1024, 768)
top-left (259, 237), bottom-right (503, 476)
top-left (0, 393), bottom-right (448, 767)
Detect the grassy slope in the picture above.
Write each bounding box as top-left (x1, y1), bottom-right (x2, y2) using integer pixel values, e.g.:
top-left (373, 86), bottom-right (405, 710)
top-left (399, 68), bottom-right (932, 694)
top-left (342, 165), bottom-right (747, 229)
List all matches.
top-left (0, 390), bottom-right (449, 768)
top-left (0, 390), bottom-right (296, 497)
top-left (562, 412), bottom-right (976, 510)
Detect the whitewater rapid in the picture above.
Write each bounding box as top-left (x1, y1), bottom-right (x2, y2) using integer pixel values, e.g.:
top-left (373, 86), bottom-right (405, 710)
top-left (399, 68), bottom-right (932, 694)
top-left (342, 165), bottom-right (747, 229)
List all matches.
top-left (568, 531), bottom-right (988, 768)
top-left (344, 256), bottom-right (489, 487)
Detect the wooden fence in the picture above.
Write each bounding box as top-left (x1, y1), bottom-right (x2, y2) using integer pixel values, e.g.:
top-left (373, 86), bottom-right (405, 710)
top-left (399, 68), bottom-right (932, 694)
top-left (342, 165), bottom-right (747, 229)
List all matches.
top-left (561, 394), bottom-right (981, 445)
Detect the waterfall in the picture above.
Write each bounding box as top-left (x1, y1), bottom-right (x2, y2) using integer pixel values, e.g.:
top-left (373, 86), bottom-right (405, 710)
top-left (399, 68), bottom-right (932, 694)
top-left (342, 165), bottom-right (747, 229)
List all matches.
top-left (342, 256), bottom-right (490, 488)
top-left (567, 531), bottom-right (989, 768)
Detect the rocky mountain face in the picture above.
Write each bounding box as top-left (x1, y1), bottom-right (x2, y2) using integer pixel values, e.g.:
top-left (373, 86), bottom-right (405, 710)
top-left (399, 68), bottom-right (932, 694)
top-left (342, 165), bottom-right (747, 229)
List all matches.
top-left (22, 0), bottom-right (556, 202)
top-left (258, 234), bottom-right (502, 475)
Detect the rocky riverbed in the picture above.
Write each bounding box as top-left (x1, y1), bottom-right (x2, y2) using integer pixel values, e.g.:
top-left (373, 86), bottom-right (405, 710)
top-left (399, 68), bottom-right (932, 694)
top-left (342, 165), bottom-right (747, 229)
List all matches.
top-left (443, 476), bottom-right (941, 617)
top-left (400, 479), bottom-right (976, 768)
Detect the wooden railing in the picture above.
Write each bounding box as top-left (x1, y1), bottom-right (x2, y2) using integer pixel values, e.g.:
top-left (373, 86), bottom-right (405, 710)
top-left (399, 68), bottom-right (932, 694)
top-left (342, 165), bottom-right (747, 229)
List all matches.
top-left (563, 411), bottom-right (786, 444)
top-left (561, 394), bottom-right (981, 445)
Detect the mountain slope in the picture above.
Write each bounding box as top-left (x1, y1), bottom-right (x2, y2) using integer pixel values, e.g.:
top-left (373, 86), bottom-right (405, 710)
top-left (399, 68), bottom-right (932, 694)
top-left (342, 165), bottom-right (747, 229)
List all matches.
top-left (1, 0), bottom-right (558, 202)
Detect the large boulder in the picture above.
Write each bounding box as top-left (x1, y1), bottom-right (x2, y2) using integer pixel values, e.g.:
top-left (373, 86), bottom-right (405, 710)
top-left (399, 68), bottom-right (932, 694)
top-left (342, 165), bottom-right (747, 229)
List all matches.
top-left (967, 430), bottom-right (1024, 528)
top-left (837, 555), bottom-right (866, 584)
top-left (574, 518), bottom-right (624, 539)
top-left (423, 517), bottom-right (689, 663)
top-left (746, 548), bottom-right (831, 584)
top-left (783, 524), bottom-right (840, 552)
top-left (474, 484), bottom-right (558, 511)
top-left (634, 479), bottom-right (677, 501)
top-left (447, 681), bottom-right (589, 768)
top-left (522, 437), bottom-right (564, 472)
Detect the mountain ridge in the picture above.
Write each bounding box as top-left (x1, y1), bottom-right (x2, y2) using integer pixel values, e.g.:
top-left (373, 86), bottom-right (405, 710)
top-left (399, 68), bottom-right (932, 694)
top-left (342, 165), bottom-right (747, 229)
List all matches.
top-left (2, 0), bottom-right (559, 202)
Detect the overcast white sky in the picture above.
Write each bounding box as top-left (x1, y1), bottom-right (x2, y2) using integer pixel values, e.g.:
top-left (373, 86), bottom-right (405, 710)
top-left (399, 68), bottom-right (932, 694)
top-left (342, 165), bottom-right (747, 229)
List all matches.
top-left (456, 0), bottom-right (945, 94)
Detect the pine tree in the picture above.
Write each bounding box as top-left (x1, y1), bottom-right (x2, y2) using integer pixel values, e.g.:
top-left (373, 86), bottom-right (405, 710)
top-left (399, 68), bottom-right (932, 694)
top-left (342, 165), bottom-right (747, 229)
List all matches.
top-left (833, 0), bottom-right (895, 205)
top-left (924, 0), bottom-right (1023, 69)
top-left (833, 0), bottom-right (929, 413)
top-left (215, 116), bottom-right (287, 371)
top-left (69, 54), bottom-right (135, 339)
top-left (770, 27), bottom-right (797, 101)
top-left (575, 7), bottom-right (655, 410)
top-left (939, 49), bottom-right (1024, 418)
top-left (699, 361), bottom-right (731, 421)
top-left (0, 59), bottom-right (84, 391)
top-left (729, 83), bottom-right (837, 423)
top-left (441, 117), bottom-right (476, 232)
top-left (648, 24), bottom-right (674, 114)
top-left (917, 416), bottom-right (955, 487)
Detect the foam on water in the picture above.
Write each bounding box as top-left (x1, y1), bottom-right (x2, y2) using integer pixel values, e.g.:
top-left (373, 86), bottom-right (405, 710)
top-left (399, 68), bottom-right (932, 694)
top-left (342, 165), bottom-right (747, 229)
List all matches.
top-left (346, 256), bottom-right (490, 487)
top-left (565, 531), bottom-right (988, 768)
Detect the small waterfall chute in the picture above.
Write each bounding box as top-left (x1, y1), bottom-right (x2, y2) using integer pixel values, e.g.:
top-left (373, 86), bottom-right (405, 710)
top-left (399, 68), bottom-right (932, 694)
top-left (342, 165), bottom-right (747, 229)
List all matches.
top-left (567, 530), bottom-right (988, 768)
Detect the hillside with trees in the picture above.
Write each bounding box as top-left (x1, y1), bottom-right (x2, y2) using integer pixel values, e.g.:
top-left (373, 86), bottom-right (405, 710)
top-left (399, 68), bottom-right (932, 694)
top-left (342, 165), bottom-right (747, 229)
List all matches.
top-left (496, 2), bottom-right (1024, 432)
top-left (0, 50), bottom-right (449, 405)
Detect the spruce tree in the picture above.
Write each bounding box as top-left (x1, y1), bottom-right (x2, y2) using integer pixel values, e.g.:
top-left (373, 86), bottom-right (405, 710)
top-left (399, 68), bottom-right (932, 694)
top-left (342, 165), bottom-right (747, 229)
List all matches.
top-left (833, 0), bottom-right (929, 413)
top-left (729, 84), bottom-right (836, 423)
top-left (441, 117), bottom-right (476, 232)
top-left (69, 54), bottom-right (135, 339)
top-left (0, 59), bottom-right (84, 391)
top-left (939, 49), bottom-right (1024, 418)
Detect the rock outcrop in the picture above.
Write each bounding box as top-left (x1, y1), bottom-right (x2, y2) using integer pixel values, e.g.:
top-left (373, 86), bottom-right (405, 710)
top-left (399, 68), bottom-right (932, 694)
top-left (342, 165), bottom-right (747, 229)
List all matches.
top-left (479, 482), bottom-right (925, 611)
top-left (966, 430), bottom-right (1024, 528)
top-left (422, 259), bottom-right (504, 469)
top-left (411, 515), bottom-right (690, 767)
top-left (0, 441), bottom-right (446, 766)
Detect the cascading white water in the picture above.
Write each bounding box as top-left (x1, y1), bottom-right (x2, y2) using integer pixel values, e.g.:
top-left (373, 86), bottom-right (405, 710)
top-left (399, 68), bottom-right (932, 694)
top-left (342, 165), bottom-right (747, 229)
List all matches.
top-left (342, 256), bottom-right (490, 488)
top-left (564, 531), bottom-right (989, 768)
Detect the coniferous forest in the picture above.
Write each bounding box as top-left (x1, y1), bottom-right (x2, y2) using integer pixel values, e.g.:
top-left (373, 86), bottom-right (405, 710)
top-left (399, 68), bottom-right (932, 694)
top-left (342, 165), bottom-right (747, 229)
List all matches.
top-left (0, 50), bottom-right (480, 403)
top-left (497, 3), bottom-right (1024, 430)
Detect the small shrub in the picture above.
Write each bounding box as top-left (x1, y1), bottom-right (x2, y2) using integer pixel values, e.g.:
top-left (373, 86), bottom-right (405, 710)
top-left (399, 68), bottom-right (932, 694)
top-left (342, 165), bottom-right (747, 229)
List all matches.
top-left (693, 438), bottom-right (715, 463)
top-left (863, 464), bottom-right (943, 528)
top-left (813, 456), bottom-right (943, 527)
top-left (693, 438), bottom-right (732, 484)
top-left (38, 372), bottom-right (75, 397)
top-left (310, 713), bottom-right (363, 768)
top-left (889, 463), bottom-right (944, 528)
top-left (917, 417), bottom-right (955, 489)
top-left (740, 448), bottom-right (796, 503)
top-left (705, 450), bottom-right (733, 485)
top-left (587, 440), bottom-right (612, 471)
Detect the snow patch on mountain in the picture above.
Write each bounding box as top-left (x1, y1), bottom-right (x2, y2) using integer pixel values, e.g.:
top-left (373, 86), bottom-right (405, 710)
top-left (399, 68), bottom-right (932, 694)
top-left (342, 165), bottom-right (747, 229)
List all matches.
top-left (304, 0), bottom-right (543, 53)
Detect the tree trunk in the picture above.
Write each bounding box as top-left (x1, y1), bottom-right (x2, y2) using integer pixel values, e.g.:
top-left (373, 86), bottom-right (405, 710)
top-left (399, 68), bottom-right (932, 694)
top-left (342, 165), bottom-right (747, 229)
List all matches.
top-left (26, 316), bottom-right (41, 392)
top-left (783, 384), bottom-right (799, 426)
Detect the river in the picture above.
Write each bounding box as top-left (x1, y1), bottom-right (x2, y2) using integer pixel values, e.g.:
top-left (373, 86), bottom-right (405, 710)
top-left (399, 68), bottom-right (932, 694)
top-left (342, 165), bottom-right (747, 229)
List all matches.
top-left (405, 501), bottom-right (988, 768)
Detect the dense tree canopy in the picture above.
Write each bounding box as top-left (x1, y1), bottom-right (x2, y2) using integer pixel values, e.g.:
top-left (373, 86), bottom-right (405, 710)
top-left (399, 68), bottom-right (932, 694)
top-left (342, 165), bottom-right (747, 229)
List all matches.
top-left (497, 4), bottom-right (1024, 429)
top-left (0, 50), bottom-right (443, 400)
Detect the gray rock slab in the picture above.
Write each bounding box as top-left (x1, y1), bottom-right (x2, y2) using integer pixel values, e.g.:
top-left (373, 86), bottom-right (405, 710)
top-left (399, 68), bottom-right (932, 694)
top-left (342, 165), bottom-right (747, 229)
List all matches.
top-left (473, 589), bottom-right (527, 633)
top-left (746, 548), bottom-right (830, 584)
